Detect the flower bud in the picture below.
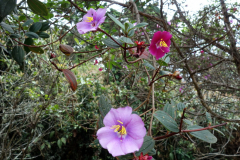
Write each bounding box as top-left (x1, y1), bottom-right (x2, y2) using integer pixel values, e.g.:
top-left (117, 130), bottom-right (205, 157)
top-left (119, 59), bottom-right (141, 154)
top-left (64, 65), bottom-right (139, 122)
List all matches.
top-left (50, 53), bottom-right (56, 59)
top-left (59, 44), bottom-right (74, 56)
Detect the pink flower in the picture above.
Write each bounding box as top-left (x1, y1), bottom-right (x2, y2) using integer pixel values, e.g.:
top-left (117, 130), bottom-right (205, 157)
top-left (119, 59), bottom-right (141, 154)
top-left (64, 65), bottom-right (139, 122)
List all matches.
top-left (142, 32), bottom-right (144, 35)
top-left (179, 86), bottom-right (184, 93)
top-left (95, 45), bottom-right (99, 50)
top-left (149, 31), bottom-right (172, 60)
top-left (200, 50), bottom-right (204, 53)
top-left (94, 59), bottom-right (98, 65)
top-left (134, 22), bottom-right (137, 26)
top-left (99, 67), bottom-right (103, 71)
top-left (156, 24), bottom-right (160, 28)
top-left (168, 21), bottom-right (171, 25)
top-left (97, 106), bottom-right (146, 157)
top-left (76, 8), bottom-right (106, 34)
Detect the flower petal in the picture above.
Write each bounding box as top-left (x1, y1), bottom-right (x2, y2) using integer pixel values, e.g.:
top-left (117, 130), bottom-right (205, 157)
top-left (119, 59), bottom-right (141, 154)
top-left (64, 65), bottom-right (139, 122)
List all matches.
top-left (97, 127), bottom-right (118, 148)
top-left (103, 107), bottom-right (132, 127)
top-left (82, 8), bottom-right (96, 22)
top-left (107, 138), bottom-right (125, 157)
top-left (76, 22), bottom-right (96, 34)
top-left (126, 114), bottom-right (146, 139)
top-left (95, 8), bottom-right (106, 22)
top-left (121, 136), bottom-right (143, 154)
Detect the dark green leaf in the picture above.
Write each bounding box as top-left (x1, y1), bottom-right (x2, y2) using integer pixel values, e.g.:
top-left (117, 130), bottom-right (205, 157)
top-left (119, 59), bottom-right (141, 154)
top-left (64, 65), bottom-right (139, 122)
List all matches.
top-left (10, 34), bottom-right (20, 38)
top-left (143, 60), bottom-right (155, 70)
top-left (0, 22), bottom-right (14, 33)
top-left (187, 125), bottom-right (217, 143)
top-left (40, 143), bottom-right (45, 150)
top-left (19, 15), bottom-right (26, 21)
top-left (177, 102), bottom-right (185, 111)
top-left (157, 59), bottom-right (168, 66)
top-left (25, 32), bottom-right (39, 38)
top-left (89, 139), bottom-right (100, 148)
top-left (61, 137), bottom-right (66, 145)
top-left (152, 5), bottom-right (160, 14)
top-left (0, 0), bottom-right (16, 23)
top-left (99, 95), bottom-right (112, 118)
top-left (40, 21), bottom-right (50, 31)
top-left (29, 47), bottom-right (44, 54)
top-left (24, 38), bottom-right (34, 53)
top-left (183, 119), bottom-right (193, 126)
top-left (11, 46), bottom-right (25, 66)
top-left (29, 22), bottom-right (42, 32)
top-left (38, 32), bottom-right (49, 38)
top-left (154, 110), bottom-right (179, 132)
top-left (163, 102), bottom-right (176, 119)
top-left (22, 19), bottom-right (33, 27)
top-left (159, 70), bottom-right (171, 76)
top-left (206, 112), bottom-right (212, 124)
top-left (57, 139), bottom-right (62, 148)
top-left (107, 14), bottom-right (124, 30)
top-left (27, 0), bottom-right (48, 16)
top-left (103, 37), bottom-right (123, 48)
top-left (134, 22), bottom-right (148, 28)
top-left (119, 37), bottom-right (134, 44)
top-left (127, 23), bottom-right (134, 37)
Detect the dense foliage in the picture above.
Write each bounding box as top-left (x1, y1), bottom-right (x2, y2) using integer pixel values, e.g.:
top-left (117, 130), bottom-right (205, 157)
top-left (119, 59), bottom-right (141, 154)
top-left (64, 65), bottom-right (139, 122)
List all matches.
top-left (0, 0), bottom-right (240, 159)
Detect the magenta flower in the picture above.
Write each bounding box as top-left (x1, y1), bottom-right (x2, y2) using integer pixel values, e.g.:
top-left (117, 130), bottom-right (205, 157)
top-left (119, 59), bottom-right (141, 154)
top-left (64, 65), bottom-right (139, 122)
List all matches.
top-left (149, 31), bottom-right (172, 60)
top-left (99, 67), bottom-right (103, 71)
top-left (97, 106), bottom-right (146, 157)
top-left (200, 50), bottom-right (204, 53)
top-left (95, 45), bottom-right (99, 50)
top-left (76, 8), bottom-right (106, 34)
top-left (129, 47), bottom-right (149, 59)
top-left (94, 59), bottom-right (98, 65)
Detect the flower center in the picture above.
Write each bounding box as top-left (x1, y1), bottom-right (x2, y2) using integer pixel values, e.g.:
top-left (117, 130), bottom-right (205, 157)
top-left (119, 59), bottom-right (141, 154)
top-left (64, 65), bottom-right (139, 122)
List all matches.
top-left (159, 39), bottom-right (168, 47)
top-left (85, 17), bottom-right (94, 22)
top-left (111, 120), bottom-right (127, 141)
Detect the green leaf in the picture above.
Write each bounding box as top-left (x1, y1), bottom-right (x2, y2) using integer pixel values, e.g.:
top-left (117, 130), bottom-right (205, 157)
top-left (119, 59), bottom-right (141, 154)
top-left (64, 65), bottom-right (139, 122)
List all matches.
top-left (183, 119), bottom-right (193, 126)
top-left (29, 47), bottom-right (44, 54)
top-left (118, 136), bottom-right (155, 159)
top-left (0, 0), bottom-right (17, 22)
top-left (0, 22), bottom-right (14, 33)
top-left (157, 59), bottom-right (168, 66)
top-left (22, 19), bottom-right (33, 27)
top-left (103, 37), bottom-right (123, 48)
top-left (61, 137), bottom-right (66, 145)
top-left (206, 112), bottom-right (212, 124)
top-left (163, 102), bottom-right (176, 120)
top-left (177, 102), bottom-right (185, 111)
top-left (27, 0), bottom-right (48, 16)
top-left (10, 34), bottom-right (20, 38)
top-left (19, 15), bottom-right (26, 21)
top-left (99, 95), bottom-right (112, 117)
top-left (187, 125), bottom-right (217, 143)
top-left (119, 37), bottom-right (134, 44)
top-left (11, 46), bottom-right (25, 66)
top-left (38, 32), bottom-right (49, 38)
top-left (124, 22), bottom-right (129, 31)
top-left (127, 23), bottom-right (134, 37)
top-left (24, 38), bottom-right (34, 53)
top-left (154, 110), bottom-right (179, 132)
top-left (152, 5), bottom-right (160, 14)
top-left (143, 60), bottom-right (155, 70)
top-left (213, 128), bottom-right (225, 136)
top-left (57, 139), bottom-right (62, 148)
top-left (40, 21), bottom-right (50, 31)
top-left (25, 32), bottom-right (39, 38)
top-left (29, 22), bottom-right (42, 32)
top-left (49, 131), bottom-right (55, 138)
top-left (159, 70), bottom-right (171, 76)
top-left (134, 22), bottom-right (148, 28)
top-left (40, 143), bottom-right (45, 150)
top-left (107, 14), bottom-right (124, 30)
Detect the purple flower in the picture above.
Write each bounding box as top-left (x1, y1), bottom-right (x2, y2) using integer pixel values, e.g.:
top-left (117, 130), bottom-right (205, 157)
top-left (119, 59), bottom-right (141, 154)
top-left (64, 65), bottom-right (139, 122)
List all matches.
top-left (142, 32), bottom-right (144, 35)
top-left (149, 31), bottom-right (172, 60)
top-left (168, 21), bottom-right (171, 25)
top-left (97, 106), bottom-right (146, 157)
top-left (230, 19), bottom-right (233, 23)
top-left (179, 86), bottom-right (184, 93)
top-left (76, 8), bottom-right (106, 34)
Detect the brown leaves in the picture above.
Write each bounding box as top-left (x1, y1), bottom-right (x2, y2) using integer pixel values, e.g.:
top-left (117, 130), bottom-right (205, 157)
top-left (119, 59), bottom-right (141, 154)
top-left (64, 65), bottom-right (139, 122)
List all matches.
top-left (62, 69), bottom-right (77, 91)
top-left (59, 44), bottom-right (73, 56)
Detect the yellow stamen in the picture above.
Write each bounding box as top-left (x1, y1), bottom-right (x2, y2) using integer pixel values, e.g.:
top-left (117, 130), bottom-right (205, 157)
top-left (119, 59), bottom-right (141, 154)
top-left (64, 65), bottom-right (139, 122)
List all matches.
top-left (111, 125), bottom-right (120, 132)
top-left (119, 126), bottom-right (127, 135)
top-left (117, 120), bottom-right (123, 124)
top-left (85, 17), bottom-right (93, 22)
top-left (159, 39), bottom-right (168, 47)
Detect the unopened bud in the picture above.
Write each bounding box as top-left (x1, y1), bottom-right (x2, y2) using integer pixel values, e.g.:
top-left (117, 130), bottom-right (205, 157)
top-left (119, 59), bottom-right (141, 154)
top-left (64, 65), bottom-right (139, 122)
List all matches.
top-left (50, 53), bottom-right (56, 59)
top-left (59, 44), bottom-right (74, 56)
